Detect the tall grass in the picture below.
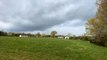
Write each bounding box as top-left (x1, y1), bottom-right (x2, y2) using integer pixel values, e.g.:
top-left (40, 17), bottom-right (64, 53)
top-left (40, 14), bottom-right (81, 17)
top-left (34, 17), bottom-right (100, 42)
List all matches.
top-left (0, 36), bottom-right (107, 60)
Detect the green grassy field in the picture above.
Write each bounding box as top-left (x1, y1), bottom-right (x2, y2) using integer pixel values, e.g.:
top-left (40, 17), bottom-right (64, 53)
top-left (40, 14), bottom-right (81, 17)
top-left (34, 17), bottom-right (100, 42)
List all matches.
top-left (0, 37), bottom-right (107, 60)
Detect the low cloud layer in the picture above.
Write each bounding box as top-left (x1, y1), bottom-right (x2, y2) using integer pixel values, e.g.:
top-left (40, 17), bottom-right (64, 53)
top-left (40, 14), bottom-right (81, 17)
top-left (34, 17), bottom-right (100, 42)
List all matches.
top-left (0, 0), bottom-right (97, 35)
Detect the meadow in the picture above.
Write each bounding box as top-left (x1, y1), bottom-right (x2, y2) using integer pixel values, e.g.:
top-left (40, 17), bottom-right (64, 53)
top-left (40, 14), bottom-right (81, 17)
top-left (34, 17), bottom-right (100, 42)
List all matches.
top-left (0, 36), bottom-right (107, 60)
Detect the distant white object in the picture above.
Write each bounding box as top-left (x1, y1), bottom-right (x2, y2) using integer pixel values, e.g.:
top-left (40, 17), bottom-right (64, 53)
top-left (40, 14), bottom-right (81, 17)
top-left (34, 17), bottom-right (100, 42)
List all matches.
top-left (19, 35), bottom-right (22, 37)
top-left (65, 36), bottom-right (69, 39)
top-left (58, 36), bottom-right (63, 39)
top-left (19, 35), bottom-right (28, 37)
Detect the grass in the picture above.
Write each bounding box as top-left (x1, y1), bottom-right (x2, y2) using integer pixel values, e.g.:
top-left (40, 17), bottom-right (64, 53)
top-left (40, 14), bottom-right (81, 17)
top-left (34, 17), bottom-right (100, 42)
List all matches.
top-left (0, 36), bottom-right (107, 60)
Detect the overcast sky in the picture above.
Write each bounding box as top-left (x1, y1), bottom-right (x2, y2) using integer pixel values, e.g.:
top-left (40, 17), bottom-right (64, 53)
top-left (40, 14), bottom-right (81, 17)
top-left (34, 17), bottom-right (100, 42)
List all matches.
top-left (0, 0), bottom-right (97, 36)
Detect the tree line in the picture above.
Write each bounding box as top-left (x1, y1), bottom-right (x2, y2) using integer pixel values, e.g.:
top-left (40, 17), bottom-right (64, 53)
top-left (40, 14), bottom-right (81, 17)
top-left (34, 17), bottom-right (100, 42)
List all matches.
top-left (0, 31), bottom-right (7, 36)
top-left (0, 30), bottom-right (58, 38)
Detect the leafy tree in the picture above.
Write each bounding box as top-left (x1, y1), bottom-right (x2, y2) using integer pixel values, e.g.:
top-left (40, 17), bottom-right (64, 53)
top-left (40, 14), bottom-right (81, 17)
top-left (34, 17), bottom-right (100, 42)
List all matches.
top-left (51, 31), bottom-right (57, 38)
top-left (86, 18), bottom-right (100, 36)
top-left (86, 0), bottom-right (107, 46)
top-left (36, 32), bottom-right (41, 38)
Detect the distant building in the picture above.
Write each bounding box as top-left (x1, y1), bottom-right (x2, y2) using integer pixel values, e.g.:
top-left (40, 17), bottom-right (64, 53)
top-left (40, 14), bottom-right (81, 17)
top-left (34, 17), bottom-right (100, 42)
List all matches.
top-left (58, 36), bottom-right (63, 39)
top-left (7, 32), bottom-right (13, 36)
top-left (65, 36), bottom-right (70, 39)
top-left (57, 35), bottom-right (64, 39)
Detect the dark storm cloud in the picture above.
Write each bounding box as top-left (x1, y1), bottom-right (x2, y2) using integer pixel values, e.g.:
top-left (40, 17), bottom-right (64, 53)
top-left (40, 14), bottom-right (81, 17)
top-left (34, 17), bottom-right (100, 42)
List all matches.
top-left (0, 0), bottom-right (97, 32)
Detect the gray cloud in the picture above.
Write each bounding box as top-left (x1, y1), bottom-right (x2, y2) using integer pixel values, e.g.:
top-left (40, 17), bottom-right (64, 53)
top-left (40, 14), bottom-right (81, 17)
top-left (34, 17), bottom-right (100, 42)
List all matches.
top-left (0, 0), bottom-right (97, 32)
